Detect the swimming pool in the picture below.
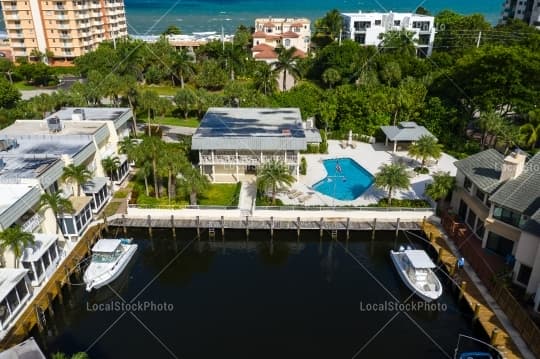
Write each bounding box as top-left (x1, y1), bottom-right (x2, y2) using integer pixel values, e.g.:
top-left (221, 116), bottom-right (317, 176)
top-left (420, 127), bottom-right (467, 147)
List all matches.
top-left (313, 158), bottom-right (374, 201)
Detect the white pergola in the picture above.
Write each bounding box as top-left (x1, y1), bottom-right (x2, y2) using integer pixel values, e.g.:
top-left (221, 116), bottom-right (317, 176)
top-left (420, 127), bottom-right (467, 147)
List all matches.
top-left (380, 122), bottom-right (436, 152)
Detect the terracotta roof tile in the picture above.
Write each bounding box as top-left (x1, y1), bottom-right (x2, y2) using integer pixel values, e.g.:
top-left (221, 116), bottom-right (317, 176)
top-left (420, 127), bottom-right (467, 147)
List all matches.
top-left (281, 31), bottom-right (300, 38)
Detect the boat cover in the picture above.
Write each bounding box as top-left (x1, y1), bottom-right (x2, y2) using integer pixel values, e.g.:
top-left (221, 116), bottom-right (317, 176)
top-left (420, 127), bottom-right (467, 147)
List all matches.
top-left (92, 239), bottom-right (122, 253)
top-left (404, 250), bottom-right (436, 269)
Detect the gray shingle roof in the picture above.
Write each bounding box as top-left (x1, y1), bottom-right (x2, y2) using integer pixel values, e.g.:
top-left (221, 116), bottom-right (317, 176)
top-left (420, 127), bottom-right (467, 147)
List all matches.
top-left (454, 149), bottom-right (505, 193)
top-left (522, 209), bottom-right (540, 236)
top-left (489, 153), bottom-right (540, 215)
top-left (192, 107), bottom-right (313, 151)
top-left (380, 122), bottom-right (435, 141)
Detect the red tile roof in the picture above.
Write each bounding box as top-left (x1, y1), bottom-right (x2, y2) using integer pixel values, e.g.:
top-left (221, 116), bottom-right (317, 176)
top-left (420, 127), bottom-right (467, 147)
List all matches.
top-left (281, 31), bottom-right (300, 38)
top-left (254, 48), bottom-right (278, 59)
top-left (252, 43), bottom-right (274, 51)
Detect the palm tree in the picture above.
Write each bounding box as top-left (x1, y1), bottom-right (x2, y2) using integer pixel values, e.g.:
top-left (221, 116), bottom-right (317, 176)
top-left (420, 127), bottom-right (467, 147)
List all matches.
top-left (520, 110), bottom-right (540, 149)
top-left (62, 164), bottom-right (92, 197)
top-left (174, 88), bottom-right (197, 119)
top-left (159, 144), bottom-right (188, 201)
top-left (253, 62), bottom-right (278, 95)
top-left (52, 352), bottom-right (89, 359)
top-left (179, 166), bottom-right (209, 205)
top-left (477, 111), bottom-right (504, 149)
top-left (0, 225), bottom-right (35, 268)
top-left (256, 160), bottom-right (295, 205)
top-left (140, 136), bottom-right (164, 198)
top-left (38, 190), bottom-right (74, 234)
top-left (172, 48), bottom-right (194, 88)
top-left (374, 163), bottom-right (410, 206)
top-left (322, 68), bottom-right (341, 89)
top-left (138, 90), bottom-right (160, 135)
top-left (379, 29), bottom-right (417, 57)
top-left (408, 135), bottom-right (443, 170)
top-left (118, 137), bottom-right (137, 161)
top-left (102, 156), bottom-right (121, 180)
top-left (425, 172), bottom-right (455, 212)
top-left (273, 47), bottom-right (301, 92)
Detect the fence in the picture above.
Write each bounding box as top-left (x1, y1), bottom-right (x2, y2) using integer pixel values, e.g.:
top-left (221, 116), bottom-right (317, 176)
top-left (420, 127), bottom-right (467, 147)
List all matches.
top-left (442, 212), bottom-right (540, 358)
top-left (255, 206), bottom-right (434, 212)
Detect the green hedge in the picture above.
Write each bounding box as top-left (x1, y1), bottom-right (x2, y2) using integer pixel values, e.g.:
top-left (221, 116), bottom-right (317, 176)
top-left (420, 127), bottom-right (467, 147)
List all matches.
top-left (368, 198), bottom-right (432, 208)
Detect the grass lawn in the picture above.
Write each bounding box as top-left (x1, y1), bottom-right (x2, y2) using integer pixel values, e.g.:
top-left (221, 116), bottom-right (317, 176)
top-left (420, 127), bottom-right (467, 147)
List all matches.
top-left (140, 116), bottom-right (200, 128)
top-left (138, 84), bottom-right (179, 96)
top-left (199, 183), bottom-right (241, 206)
top-left (103, 201), bottom-right (122, 217)
top-left (13, 81), bottom-right (39, 90)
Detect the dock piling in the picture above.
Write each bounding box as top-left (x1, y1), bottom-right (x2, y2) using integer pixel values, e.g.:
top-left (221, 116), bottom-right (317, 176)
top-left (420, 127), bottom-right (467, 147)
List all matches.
top-left (371, 218), bottom-right (377, 240)
top-left (395, 218), bottom-right (400, 239)
top-left (319, 217), bottom-right (324, 238)
top-left (147, 215), bottom-right (152, 237)
top-left (297, 217), bottom-right (301, 239)
top-left (34, 305), bottom-right (45, 333)
top-left (171, 215), bottom-right (176, 239)
top-left (459, 281), bottom-right (467, 301)
top-left (473, 303), bottom-right (481, 323)
top-left (46, 293), bottom-right (55, 317)
top-left (245, 216), bottom-right (249, 239)
top-left (221, 216), bottom-right (225, 239)
top-left (270, 216), bottom-right (274, 238)
top-left (196, 216), bottom-right (200, 239)
top-left (122, 214), bottom-right (127, 235)
top-left (55, 281), bottom-right (63, 305)
top-left (490, 328), bottom-right (500, 345)
top-left (346, 218), bottom-right (350, 240)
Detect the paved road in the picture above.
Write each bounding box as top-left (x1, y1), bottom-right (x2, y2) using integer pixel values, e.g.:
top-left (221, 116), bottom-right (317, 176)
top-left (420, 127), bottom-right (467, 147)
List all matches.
top-left (20, 76), bottom-right (82, 100)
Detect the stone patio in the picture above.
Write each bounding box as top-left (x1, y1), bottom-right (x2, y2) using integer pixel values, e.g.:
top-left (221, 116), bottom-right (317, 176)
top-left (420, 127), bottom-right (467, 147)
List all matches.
top-left (276, 140), bottom-right (457, 207)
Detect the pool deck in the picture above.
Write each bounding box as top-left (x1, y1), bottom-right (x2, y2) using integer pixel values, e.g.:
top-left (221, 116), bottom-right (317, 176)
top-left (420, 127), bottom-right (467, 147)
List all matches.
top-left (277, 140), bottom-right (457, 206)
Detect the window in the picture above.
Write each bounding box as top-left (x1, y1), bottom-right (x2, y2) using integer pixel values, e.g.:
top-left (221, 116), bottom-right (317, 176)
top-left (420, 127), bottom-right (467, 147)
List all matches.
top-left (394, 20), bottom-right (401, 26)
top-left (354, 33), bottom-right (366, 44)
top-left (463, 177), bottom-right (472, 192)
top-left (466, 210), bottom-right (477, 230)
top-left (284, 39), bottom-right (290, 47)
top-left (458, 200), bottom-right (468, 220)
top-left (516, 264), bottom-right (532, 286)
top-left (486, 232), bottom-right (514, 257)
top-left (475, 189), bottom-right (485, 203)
top-left (475, 220), bottom-right (485, 239)
top-left (22, 261), bottom-right (35, 282)
top-left (492, 206), bottom-right (523, 227)
top-left (375, 20), bottom-right (381, 25)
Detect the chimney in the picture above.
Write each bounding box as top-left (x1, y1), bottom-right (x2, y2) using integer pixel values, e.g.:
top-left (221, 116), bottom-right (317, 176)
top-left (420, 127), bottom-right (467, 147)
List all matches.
top-left (500, 151), bottom-right (527, 182)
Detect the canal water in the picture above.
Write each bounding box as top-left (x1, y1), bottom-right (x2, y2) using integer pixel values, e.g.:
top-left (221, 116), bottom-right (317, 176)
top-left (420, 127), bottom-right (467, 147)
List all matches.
top-left (36, 229), bottom-right (488, 358)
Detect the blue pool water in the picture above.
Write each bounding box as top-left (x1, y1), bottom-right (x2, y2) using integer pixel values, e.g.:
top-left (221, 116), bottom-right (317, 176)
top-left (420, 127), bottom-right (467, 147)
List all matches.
top-left (313, 158), bottom-right (374, 201)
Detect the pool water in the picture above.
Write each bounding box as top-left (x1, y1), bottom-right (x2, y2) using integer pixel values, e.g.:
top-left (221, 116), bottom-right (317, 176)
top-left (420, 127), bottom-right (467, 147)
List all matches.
top-left (313, 158), bottom-right (374, 201)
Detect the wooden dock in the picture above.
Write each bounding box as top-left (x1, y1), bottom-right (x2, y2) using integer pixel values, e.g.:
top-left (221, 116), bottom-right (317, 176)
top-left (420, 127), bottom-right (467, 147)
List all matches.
top-left (0, 225), bottom-right (102, 350)
top-left (423, 222), bottom-right (523, 359)
top-left (107, 214), bottom-right (422, 232)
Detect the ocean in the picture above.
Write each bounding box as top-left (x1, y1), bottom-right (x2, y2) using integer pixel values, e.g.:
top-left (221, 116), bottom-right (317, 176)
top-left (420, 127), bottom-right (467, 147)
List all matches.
top-left (0, 0), bottom-right (501, 36)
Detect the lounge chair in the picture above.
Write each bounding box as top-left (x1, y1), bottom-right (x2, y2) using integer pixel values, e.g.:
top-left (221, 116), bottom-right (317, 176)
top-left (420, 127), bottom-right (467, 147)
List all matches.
top-left (340, 141), bottom-right (348, 149)
top-left (298, 194), bottom-right (313, 204)
top-left (350, 141), bottom-right (357, 149)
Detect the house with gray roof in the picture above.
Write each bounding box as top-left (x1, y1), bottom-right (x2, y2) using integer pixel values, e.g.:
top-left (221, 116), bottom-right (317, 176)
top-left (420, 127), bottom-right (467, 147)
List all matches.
top-left (192, 108), bottom-right (321, 182)
top-left (451, 150), bottom-right (540, 296)
top-left (380, 122), bottom-right (435, 152)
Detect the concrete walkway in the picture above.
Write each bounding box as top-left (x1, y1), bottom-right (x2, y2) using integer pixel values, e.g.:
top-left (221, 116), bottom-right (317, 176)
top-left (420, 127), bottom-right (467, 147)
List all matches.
top-left (237, 178), bottom-right (257, 215)
top-left (437, 222), bottom-right (535, 359)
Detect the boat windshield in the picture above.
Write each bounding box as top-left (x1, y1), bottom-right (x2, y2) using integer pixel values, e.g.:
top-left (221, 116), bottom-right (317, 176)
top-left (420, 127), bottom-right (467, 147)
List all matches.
top-left (92, 251), bottom-right (121, 263)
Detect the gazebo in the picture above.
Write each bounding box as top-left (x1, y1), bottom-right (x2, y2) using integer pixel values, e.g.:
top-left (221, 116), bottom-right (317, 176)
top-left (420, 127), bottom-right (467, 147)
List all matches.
top-left (380, 122), bottom-right (435, 152)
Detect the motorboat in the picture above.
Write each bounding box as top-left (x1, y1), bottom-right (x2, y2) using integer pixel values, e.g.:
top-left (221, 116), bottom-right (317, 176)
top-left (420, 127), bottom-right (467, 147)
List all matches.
top-left (390, 247), bottom-right (442, 302)
top-left (83, 239), bottom-right (137, 292)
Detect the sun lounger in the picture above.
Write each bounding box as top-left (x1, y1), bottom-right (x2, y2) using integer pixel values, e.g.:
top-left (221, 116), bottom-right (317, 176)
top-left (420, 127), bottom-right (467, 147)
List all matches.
top-left (340, 141), bottom-right (348, 149)
top-left (298, 194), bottom-right (312, 203)
top-left (288, 190), bottom-right (301, 199)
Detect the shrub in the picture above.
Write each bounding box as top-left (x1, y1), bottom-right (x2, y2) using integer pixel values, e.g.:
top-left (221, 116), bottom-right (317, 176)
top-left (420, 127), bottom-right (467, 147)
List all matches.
top-left (414, 166), bottom-right (430, 174)
top-left (300, 157), bottom-right (307, 175)
top-left (319, 140), bottom-right (328, 153)
top-left (370, 198), bottom-right (431, 208)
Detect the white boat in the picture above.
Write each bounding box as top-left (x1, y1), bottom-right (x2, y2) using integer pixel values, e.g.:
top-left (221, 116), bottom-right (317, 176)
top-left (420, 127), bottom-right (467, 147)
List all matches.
top-left (390, 247), bottom-right (443, 302)
top-left (83, 239), bottom-right (137, 292)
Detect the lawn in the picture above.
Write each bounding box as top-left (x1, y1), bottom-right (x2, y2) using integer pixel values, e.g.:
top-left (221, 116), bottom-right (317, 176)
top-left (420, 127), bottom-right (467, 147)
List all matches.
top-left (199, 183), bottom-right (241, 206)
top-left (13, 81), bottom-right (39, 90)
top-left (140, 116), bottom-right (200, 128)
top-left (103, 201), bottom-right (122, 217)
top-left (138, 84), bottom-right (179, 96)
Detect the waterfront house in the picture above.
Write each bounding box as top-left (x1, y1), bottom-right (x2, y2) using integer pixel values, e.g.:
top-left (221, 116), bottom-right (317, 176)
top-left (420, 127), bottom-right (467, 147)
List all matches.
top-left (20, 234), bottom-right (61, 287)
top-left (192, 107), bottom-right (321, 182)
top-left (450, 150), bottom-right (540, 296)
top-left (0, 269), bottom-right (32, 331)
top-left (341, 11), bottom-right (435, 57)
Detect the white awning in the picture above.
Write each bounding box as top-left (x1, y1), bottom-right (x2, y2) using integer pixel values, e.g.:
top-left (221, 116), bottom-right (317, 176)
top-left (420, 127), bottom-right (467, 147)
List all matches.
top-left (405, 250), bottom-right (436, 269)
top-left (92, 239), bottom-right (121, 253)
top-left (21, 234), bottom-right (58, 262)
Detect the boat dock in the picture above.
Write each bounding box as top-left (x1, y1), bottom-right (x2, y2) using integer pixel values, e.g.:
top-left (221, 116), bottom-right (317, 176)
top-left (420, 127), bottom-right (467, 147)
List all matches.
top-left (423, 222), bottom-right (526, 359)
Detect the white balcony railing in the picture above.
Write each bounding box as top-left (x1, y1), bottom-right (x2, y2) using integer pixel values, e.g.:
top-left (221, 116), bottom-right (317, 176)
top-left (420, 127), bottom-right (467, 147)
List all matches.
top-left (21, 213), bottom-right (44, 233)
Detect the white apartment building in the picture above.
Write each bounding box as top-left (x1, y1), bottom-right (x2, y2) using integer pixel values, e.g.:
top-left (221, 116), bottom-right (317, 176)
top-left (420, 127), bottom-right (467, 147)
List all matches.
top-left (251, 17), bottom-right (311, 61)
top-left (0, 0), bottom-right (128, 64)
top-left (341, 11), bottom-right (435, 57)
top-left (500, 0), bottom-right (540, 28)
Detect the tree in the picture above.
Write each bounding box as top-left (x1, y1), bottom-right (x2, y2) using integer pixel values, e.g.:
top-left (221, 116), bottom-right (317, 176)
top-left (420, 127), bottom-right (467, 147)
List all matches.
top-left (102, 156), bottom-right (121, 179)
top-left (0, 79), bottom-right (21, 109)
top-left (179, 166), bottom-right (209, 205)
top-left (0, 226), bottom-right (35, 268)
top-left (379, 29), bottom-right (417, 57)
top-left (322, 68), bottom-right (341, 89)
top-left (0, 58), bottom-right (15, 84)
top-left (408, 135), bottom-right (443, 170)
top-left (477, 111), bottom-right (505, 149)
top-left (138, 90), bottom-right (160, 135)
top-left (118, 137), bottom-right (137, 162)
top-left (253, 62), bottom-right (278, 95)
top-left (162, 24), bottom-right (181, 35)
top-left (196, 59), bottom-right (228, 90)
top-left (273, 47), bottom-right (301, 91)
top-left (174, 88), bottom-right (197, 119)
top-left (171, 49), bottom-right (194, 88)
top-left (140, 136), bottom-right (164, 199)
top-left (415, 6), bottom-right (430, 15)
top-left (374, 164), bottom-right (410, 205)
top-left (520, 110), bottom-right (540, 149)
top-left (52, 352), bottom-right (89, 359)
top-left (256, 160), bottom-right (295, 205)
top-left (62, 164), bottom-right (92, 197)
top-left (159, 144), bottom-right (187, 201)
top-left (425, 172), bottom-right (455, 212)
top-left (38, 191), bottom-right (74, 234)
top-left (313, 9), bottom-right (343, 46)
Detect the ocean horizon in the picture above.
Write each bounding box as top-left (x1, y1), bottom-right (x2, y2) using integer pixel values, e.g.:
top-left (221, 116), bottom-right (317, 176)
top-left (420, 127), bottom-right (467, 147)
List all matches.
top-left (0, 0), bottom-right (501, 36)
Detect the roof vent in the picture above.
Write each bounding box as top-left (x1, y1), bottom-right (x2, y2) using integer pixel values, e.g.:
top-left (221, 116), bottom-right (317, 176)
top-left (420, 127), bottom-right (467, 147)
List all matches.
top-left (0, 139), bottom-right (18, 152)
top-left (72, 108), bottom-right (86, 121)
top-left (46, 116), bottom-right (63, 133)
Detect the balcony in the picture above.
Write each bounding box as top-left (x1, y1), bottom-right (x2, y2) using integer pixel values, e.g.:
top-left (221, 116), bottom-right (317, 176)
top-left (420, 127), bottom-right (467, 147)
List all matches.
top-left (9, 14), bottom-right (20, 20)
top-left (21, 213), bottom-right (44, 233)
top-left (13, 50), bottom-right (27, 57)
top-left (10, 32), bottom-right (25, 38)
top-left (11, 42), bottom-right (26, 48)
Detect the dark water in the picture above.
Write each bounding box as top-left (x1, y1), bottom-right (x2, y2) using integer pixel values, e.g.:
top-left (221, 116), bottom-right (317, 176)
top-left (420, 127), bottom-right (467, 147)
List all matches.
top-left (36, 229), bottom-right (489, 358)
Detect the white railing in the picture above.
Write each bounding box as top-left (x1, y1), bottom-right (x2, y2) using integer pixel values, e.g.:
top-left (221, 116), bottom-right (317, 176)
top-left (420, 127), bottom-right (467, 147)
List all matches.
top-left (21, 213), bottom-right (44, 233)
